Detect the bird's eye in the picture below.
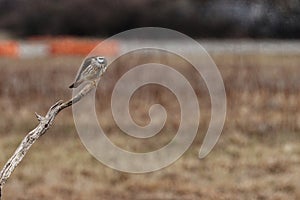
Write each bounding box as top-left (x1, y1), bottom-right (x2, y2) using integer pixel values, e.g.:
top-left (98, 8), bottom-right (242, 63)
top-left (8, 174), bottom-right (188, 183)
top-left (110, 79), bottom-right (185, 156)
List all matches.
top-left (97, 57), bottom-right (104, 63)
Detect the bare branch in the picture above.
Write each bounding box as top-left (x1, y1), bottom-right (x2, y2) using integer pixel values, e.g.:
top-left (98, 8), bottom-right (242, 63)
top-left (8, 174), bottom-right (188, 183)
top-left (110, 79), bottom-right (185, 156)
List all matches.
top-left (0, 83), bottom-right (96, 199)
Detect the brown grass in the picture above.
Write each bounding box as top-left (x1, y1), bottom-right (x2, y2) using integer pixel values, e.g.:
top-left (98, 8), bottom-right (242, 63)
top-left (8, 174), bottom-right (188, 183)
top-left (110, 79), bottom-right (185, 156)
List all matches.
top-left (0, 51), bottom-right (299, 200)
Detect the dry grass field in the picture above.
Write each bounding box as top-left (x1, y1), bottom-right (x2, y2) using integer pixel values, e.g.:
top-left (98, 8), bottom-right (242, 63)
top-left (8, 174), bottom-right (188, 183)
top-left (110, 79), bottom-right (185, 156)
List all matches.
top-left (0, 50), bottom-right (300, 199)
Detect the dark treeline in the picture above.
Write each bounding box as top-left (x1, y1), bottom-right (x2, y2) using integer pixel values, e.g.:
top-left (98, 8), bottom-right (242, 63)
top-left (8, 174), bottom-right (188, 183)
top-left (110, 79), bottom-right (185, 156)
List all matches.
top-left (0, 0), bottom-right (299, 38)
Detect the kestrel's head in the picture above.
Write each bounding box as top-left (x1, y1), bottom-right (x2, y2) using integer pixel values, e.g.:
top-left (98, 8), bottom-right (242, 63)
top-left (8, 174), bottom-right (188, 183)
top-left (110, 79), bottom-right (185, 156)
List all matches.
top-left (91, 56), bottom-right (108, 71)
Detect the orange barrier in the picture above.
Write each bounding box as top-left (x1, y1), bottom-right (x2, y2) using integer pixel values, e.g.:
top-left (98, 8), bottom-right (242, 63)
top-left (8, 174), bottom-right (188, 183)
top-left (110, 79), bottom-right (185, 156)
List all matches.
top-left (33, 37), bottom-right (119, 56)
top-left (0, 37), bottom-right (120, 57)
top-left (49, 38), bottom-right (119, 56)
top-left (0, 41), bottom-right (18, 57)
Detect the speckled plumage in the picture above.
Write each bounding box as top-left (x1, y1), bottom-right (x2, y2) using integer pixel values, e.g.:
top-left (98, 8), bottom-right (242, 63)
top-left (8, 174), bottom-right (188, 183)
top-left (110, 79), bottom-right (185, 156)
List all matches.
top-left (69, 56), bottom-right (108, 88)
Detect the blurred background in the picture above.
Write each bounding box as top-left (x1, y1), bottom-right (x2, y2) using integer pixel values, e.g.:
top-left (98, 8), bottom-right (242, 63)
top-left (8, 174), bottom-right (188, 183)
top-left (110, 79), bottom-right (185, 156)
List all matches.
top-left (0, 0), bottom-right (299, 199)
top-left (0, 0), bottom-right (300, 38)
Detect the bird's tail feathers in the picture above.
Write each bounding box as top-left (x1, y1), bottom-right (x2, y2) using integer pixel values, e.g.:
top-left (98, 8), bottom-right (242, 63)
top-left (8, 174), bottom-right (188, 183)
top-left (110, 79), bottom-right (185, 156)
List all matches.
top-left (69, 79), bottom-right (84, 88)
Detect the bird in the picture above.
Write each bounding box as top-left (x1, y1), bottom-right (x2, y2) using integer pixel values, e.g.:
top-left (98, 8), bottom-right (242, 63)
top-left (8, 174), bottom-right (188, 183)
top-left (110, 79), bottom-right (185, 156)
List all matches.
top-left (69, 56), bottom-right (108, 88)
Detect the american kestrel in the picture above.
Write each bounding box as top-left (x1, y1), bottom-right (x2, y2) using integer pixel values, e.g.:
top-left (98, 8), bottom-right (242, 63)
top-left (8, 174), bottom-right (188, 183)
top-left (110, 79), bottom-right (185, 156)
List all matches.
top-left (69, 56), bottom-right (108, 88)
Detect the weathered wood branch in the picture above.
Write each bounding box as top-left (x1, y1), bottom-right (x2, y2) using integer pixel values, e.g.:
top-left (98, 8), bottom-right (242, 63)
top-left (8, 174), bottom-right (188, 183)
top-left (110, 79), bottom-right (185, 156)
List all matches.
top-left (0, 83), bottom-right (96, 199)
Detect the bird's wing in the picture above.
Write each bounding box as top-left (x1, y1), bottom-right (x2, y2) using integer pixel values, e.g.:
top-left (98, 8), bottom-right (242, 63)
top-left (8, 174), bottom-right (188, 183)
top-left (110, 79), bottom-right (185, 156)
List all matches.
top-left (81, 64), bottom-right (95, 79)
top-left (74, 57), bottom-right (95, 82)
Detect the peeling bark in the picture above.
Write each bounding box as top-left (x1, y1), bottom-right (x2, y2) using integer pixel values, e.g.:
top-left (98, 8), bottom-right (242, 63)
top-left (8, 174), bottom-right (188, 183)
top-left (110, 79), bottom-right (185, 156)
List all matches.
top-left (0, 83), bottom-right (96, 199)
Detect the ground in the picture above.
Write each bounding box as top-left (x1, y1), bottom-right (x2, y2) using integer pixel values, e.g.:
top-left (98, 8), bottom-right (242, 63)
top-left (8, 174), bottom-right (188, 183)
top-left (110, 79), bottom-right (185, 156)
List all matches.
top-left (0, 51), bottom-right (299, 199)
